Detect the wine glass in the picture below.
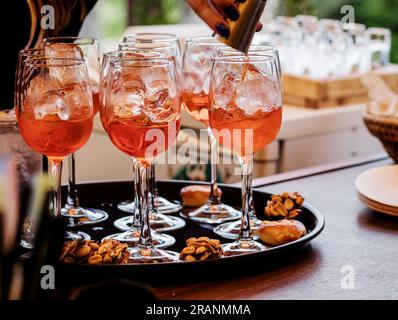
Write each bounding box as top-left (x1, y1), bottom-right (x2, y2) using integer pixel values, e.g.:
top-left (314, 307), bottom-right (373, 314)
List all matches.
top-left (16, 50), bottom-right (91, 242)
top-left (102, 57), bottom-right (181, 261)
top-left (113, 43), bottom-right (185, 233)
top-left (42, 37), bottom-right (108, 227)
top-left (117, 42), bottom-right (179, 217)
top-left (15, 49), bottom-right (45, 111)
top-left (367, 28), bottom-right (392, 68)
top-left (100, 51), bottom-right (183, 246)
top-left (100, 50), bottom-right (163, 132)
top-left (121, 34), bottom-right (183, 217)
top-left (181, 37), bottom-right (240, 224)
top-left (209, 54), bottom-right (283, 255)
top-left (16, 57), bottom-right (95, 240)
top-left (123, 32), bottom-right (181, 61)
top-left (213, 45), bottom-right (282, 240)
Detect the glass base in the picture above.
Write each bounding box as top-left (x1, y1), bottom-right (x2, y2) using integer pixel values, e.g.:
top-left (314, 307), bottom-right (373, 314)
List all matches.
top-left (182, 203), bottom-right (241, 225)
top-left (213, 217), bottom-right (262, 240)
top-left (20, 227), bottom-right (93, 249)
top-left (62, 207), bottom-right (108, 227)
top-left (128, 247), bottom-right (179, 263)
top-left (117, 197), bottom-right (181, 215)
top-left (155, 197), bottom-right (182, 214)
top-left (65, 231), bottom-right (91, 241)
top-left (114, 213), bottom-right (185, 233)
top-left (102, 229), bottom-right (176, 249)
top-left (117, 200), bottom-right (134, 213)
top-left (20, 239), bottom-right (33, 250)
top-left (222, 239), bottom-right (266, 256)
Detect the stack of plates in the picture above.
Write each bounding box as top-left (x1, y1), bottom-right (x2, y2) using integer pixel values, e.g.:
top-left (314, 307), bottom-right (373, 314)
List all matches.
top-left (355, 165), bottom-right (398, 216)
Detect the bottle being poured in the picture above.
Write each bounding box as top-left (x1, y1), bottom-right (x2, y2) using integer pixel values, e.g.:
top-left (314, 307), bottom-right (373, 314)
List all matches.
top-left (216, 0), bottom-right (267, 54)
top-left (216, 0), bottom-right (268, 81)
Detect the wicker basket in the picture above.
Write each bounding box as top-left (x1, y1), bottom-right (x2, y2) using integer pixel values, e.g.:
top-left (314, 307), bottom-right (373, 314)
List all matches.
top-left (364, 112), bottom-right (398, 163)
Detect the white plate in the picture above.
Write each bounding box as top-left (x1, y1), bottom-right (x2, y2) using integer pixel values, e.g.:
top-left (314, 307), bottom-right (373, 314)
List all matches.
top-left (355, 165), bottom-right (398, 210)
top-left (357, 192), bottom-right (398, 216)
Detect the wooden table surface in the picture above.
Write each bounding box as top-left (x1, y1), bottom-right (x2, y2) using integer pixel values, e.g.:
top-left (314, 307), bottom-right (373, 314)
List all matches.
top-left (154, 157), bottom-right (398, 300)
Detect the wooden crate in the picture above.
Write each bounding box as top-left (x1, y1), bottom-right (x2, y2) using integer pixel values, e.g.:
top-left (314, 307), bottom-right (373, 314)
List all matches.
top-left (283, 64), bottom-right (398, 108)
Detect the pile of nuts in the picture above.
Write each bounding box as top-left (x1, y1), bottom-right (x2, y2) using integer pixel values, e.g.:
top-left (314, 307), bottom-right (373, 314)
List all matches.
top-left (60, 239), bottom-right (130, 265)
top-left (179, 237), bottom-right (223, 261)
top-left (264, 192), bottom-right (305, 220)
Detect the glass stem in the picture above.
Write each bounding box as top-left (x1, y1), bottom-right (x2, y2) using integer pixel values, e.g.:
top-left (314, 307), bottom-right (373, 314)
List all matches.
top-left (248, 174), bottom-right (256, 219)
top-left (132, 158), bottom-right (141, 227)
top-left (66, 153), bottom-right (79, 209)
top-left (137, 159), bottom-right (153, 248)
top-left (149, 162), bottom-right (157, 211)
top-left (48, 158), bottom-right (63, 217)
top-left (239, 156), bottom-right (253, 241)
top-left (207, 128), bottom-right (220, 205)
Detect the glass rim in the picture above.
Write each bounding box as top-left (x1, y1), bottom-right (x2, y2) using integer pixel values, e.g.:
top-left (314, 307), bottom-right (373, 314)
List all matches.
top-left (214, 54), bottom-right (277, 64)
top-left (185, 36), bottom-right (225, 46)
top-left (43, 36), bottom-right (99, 46)
top-left (19, 48), bottom-right (45, 57)
top-left (366, 27), bottom-right (392, 35)
top-left (104, 50), bottom-right (162, 58)
top-left (123, 32), bottom-right (178, 41)
top-left (220, 44), bottom-right (278, 54)
top-left (23, 57), bottom-right (86, 68)
top-left (120, 41), bottom-right (175, 50)
top-left (109, 57), bottom-right (174, 68)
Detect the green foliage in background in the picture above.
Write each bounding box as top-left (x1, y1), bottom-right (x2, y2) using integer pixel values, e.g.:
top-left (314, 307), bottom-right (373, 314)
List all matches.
top-left (131, 0), bottom-right (183, 25)
top-left (97, 0), bottom-right (127, 37)
top-left (277, 0), bottom-right (315, 16)
top-left (278, 0), bottom-right (398, 63)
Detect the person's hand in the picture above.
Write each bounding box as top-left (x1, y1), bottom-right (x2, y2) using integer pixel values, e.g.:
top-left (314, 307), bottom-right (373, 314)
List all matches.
top-left (187, 0), bottom-right (262, 38)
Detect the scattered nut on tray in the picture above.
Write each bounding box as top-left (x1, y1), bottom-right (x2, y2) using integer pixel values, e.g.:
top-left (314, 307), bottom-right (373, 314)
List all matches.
top-left (179, 237), bottom-right (223, 261)
top-left (60, 239), bottom-right (129, 265)
top-left (180, 185), bottom-right (222, 207)
top-left (265, 192), bottom-right (305, 219)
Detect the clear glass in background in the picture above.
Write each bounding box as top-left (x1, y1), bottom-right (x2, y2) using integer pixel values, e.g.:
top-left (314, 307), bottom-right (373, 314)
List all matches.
top-left (102, 57), bottom-right (181, 261)
top-left (16, 57), bottom-right (95, 241)
top-left (367, 27), bottom-right (392, 68)
top-left (209, 55), bottom-right (283, 255)
top-left (259, 15), bottom-right (391, 79)
top-left (181, 37), bottom-right (240, 225)
top-left (42, 37), bottom-right (108, 227)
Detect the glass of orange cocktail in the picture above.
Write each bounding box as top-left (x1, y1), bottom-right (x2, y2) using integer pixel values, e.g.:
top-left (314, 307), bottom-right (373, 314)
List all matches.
top-left (209, 54), bottom-right (283, 255)
top-left (181, 37), bottom-right (241, 224)
top-left (103, 57), bottom-right (181, 262)
top-left (42, 37), bottom-right (106, 227)
top-left (16, 57), bottom-right (95, 236)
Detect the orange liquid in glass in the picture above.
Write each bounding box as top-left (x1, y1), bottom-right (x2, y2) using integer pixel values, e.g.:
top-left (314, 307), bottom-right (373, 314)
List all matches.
top-left (209, 105), bottom-right (282, 157)
top-left (106, 116), bottom-right (180, 161)
top-left (92, 91), bottom-right (100, 115)
top-left (18, 109), bottom-right (93, 160)
top-left (182, 91), bottom-right (209, 126)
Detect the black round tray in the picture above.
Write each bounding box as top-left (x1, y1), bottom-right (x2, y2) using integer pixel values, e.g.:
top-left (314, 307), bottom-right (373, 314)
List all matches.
top-left (58, 180), bottom-right (324, 283)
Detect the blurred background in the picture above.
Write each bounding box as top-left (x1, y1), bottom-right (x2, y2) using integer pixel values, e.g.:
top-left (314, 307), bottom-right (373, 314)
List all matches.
top-left (79, 0), bottom-right (397, 63)
top-left (13, 0), bottom-right (386, 184)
